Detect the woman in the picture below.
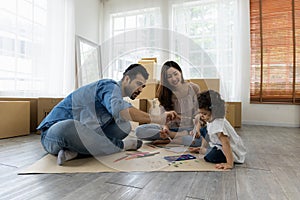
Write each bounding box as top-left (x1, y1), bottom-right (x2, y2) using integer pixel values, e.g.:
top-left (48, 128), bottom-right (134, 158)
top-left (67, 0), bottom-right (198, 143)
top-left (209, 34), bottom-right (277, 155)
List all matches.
top-left (135, 61), bottom-right (202, 146)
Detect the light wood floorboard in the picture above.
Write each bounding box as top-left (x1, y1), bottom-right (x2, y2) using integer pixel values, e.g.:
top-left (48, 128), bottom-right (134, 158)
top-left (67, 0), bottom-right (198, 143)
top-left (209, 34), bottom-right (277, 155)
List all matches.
top-left (0, 125), bottom-right (299, 200)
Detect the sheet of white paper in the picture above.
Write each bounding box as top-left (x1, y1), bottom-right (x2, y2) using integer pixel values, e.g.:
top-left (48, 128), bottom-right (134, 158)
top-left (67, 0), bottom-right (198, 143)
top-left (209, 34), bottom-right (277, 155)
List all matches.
top-left (165, 146), bottom-right (188, 153)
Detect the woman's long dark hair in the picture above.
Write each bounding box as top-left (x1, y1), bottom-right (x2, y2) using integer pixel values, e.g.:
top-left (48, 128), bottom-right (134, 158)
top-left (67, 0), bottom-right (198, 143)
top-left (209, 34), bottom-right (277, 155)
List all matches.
top-left (156, 61), bottom-right (184, 111)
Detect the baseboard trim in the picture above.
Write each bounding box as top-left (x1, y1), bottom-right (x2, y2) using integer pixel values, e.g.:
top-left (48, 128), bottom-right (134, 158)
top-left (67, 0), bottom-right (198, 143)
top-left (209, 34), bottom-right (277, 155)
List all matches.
top-left (242, 120), bottom-right (300, 128)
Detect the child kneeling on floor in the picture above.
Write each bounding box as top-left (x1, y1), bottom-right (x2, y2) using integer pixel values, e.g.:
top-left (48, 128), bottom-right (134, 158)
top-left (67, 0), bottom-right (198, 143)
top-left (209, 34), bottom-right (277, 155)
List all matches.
top-left (189, 90), bottom-right (246, 170)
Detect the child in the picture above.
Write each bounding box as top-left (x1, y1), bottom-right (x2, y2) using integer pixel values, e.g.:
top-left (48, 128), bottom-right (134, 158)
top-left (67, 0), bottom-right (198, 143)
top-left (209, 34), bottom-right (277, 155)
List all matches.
top-left (189, 90), bottom-right (246, 170)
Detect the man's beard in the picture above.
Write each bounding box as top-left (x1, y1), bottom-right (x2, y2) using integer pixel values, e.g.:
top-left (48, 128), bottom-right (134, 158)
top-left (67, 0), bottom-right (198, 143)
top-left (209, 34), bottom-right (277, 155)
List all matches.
top-left (125, 87), bottom-right (140, 100)
top-left (130, 90), bottom-right (141, 100)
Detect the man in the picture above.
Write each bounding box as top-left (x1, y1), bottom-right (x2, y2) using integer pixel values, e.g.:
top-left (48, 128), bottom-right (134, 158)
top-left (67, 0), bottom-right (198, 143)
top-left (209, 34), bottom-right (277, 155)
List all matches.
top-left (37, 64), bottom-right (178, 165)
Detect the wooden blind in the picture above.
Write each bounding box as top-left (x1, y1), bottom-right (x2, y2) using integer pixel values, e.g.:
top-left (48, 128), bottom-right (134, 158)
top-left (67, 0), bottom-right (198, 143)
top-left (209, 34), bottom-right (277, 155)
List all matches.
top-left (250, 0), bottom-right (300, 104)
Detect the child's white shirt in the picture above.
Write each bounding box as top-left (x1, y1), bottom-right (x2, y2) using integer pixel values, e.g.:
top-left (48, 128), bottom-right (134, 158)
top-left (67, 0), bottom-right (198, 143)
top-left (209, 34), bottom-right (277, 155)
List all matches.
top-left (207, 118), bottom-right (247, 163)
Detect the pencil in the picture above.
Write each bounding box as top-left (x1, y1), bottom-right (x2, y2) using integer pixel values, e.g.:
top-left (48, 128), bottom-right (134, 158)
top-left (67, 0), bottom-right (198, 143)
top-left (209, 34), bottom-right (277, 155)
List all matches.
top-left (113, 155), bottom-right (128, 162)
top-left (146, 144), bottom-right (157, 148)
top-left (137, 152), bottom-right (160, 158)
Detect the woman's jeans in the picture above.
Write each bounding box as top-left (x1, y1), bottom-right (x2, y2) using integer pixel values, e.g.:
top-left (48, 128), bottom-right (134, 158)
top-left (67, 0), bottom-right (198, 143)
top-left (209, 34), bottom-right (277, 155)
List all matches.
top-left (41, 119), bottom-right (131, 156)
top-left (135, 124), bottom-right (202, 147)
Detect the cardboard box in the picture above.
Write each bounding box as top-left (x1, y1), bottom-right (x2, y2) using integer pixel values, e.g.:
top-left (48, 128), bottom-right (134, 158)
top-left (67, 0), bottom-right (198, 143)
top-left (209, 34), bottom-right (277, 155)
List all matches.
top-left (188, 79), bottom-right (220, 92)
top-left (138, 58), bottom-right (157, 81)
top-left (37, 98), bottom-right (64, 127)
top-left (136, 80), bottom-right (159, 99)
top-left (0, 97), bottom-right (37, 133)
top-left (0, 101), bottom-right (30, 139)
top-left (225, 102), bottom-right (241, 128)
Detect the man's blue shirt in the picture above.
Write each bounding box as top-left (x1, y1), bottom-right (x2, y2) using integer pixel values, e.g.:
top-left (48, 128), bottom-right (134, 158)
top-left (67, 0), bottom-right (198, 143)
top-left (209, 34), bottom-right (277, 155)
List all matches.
top-left (37, 79), bottom-right (132, 131)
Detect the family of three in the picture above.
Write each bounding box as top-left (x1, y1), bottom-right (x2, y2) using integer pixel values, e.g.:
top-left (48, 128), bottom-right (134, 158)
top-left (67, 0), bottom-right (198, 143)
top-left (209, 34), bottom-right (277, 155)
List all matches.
top-left (37, 61), bottom-right (246, 170)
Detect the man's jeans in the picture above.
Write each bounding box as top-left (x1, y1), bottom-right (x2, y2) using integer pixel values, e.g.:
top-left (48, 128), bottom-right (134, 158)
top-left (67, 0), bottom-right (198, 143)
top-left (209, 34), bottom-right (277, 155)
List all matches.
top-left (41, 119), bottom-right (131, 156)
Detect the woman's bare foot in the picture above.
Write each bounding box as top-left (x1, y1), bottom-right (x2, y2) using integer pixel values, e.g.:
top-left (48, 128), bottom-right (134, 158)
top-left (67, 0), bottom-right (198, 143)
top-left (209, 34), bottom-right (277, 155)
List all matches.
top-left (189, 147), bottom-right (207, 154)
top-left (189, 147), bottom-right (200, 153)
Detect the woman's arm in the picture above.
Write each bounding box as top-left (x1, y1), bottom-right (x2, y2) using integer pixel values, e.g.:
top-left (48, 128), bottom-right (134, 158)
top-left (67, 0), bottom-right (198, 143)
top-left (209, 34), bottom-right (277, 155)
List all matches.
top-left (216, 132), bottom-right (234, 169)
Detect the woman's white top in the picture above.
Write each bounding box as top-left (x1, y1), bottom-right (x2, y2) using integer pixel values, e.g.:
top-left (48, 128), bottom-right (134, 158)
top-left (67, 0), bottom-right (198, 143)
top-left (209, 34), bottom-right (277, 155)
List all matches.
top-left (207, 118), bottom-right (247, 163)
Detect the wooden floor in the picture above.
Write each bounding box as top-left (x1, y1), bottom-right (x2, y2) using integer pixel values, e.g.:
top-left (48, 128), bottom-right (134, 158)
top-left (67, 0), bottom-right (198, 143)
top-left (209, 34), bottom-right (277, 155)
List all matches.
top-left (0, 125), bottom-right (299, 200)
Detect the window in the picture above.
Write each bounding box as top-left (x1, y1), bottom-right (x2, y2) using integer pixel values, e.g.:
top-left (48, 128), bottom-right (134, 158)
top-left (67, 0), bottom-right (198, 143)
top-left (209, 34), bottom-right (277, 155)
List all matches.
top-left (103, 0), bottom-right (241, 101)
top-left (0, 0), bottom-right (47, 96)
top-left (0, 0), bottom-right (75, 97)
top-left (102, 7), bottom-right (162, 79)
top-left (171, 0), bottom-right (239, 100)
top-left (250, 0), bottom-right (300, 104)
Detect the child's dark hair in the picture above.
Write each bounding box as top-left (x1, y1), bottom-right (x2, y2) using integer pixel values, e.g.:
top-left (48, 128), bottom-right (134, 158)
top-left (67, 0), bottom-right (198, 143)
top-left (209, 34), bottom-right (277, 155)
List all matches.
top-left (122, 63), bottom-right (149, 81)
top-left (197, 90), bottom-right (225, 118)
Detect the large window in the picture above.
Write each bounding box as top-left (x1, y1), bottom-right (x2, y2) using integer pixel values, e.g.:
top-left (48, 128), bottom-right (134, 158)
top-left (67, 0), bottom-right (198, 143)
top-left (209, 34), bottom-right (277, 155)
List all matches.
top-left (103, 0), bottom-right (241, 101)
top-left (171, 0), bottom-right (239, 100)
top-left (0, 0), bottom-right (75, 97)
top-left (250, 0), bottom-right (300, 104)
top-left (102, 7), bottom-right (162, 79)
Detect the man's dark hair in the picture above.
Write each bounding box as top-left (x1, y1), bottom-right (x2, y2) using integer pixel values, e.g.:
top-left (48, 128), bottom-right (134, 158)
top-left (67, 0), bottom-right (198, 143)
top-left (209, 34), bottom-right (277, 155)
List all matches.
top-left (122, 63), bottom-right (149, 81)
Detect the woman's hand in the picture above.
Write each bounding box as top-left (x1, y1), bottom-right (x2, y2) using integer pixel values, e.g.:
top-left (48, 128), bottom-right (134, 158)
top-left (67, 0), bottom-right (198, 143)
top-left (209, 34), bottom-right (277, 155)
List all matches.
top-left (159, 127), bottom-right (170, 139)
top-left (195, 131), bottom-right (201, 139)
top-left (164, 111), bottom-right (180, 123)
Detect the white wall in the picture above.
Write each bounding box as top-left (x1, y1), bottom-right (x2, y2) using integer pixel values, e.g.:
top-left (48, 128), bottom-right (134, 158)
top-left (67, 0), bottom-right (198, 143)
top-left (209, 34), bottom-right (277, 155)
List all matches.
top-left (240, 0), bottom-right (300, 127)
top-left (74, 0), bottom-right (102, 44)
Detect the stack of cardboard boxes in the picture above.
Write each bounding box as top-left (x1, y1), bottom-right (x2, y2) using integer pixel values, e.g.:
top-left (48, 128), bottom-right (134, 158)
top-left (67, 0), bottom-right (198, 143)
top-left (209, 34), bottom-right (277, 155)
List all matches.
top-left (137, 58), bottom-right (159, 99)
top-left (0, 97), bottom-right (63, 138)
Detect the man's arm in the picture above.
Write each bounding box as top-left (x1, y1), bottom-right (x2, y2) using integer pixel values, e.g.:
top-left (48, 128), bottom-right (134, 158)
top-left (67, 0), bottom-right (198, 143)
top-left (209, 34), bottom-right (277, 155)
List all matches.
top-left (119, 107), bottom-right (178, 125)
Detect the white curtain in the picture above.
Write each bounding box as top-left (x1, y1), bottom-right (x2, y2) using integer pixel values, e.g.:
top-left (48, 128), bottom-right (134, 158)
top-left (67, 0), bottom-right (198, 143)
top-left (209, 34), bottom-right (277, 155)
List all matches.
top-left (0, 0), bottom-right (75, 97)
top-left (102, 0), bottom-right (242, 101)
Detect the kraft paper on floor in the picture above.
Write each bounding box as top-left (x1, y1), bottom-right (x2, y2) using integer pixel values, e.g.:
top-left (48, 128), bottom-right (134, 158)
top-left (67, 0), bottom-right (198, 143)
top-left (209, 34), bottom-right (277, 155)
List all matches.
top-left (18, 143), bottom-right (223, 174)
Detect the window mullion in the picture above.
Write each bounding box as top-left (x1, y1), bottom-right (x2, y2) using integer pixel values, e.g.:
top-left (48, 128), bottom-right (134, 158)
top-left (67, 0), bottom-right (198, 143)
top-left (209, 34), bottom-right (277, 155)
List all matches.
top-left (292, 0), bottom-right (296, 103)
top-left (259, 0), bottom-right (263, 103)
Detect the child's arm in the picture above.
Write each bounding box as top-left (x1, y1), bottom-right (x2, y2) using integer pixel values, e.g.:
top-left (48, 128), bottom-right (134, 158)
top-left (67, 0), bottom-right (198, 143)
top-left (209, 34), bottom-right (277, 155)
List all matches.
top-left (193, 114), bottom-right (205, 138)
top-left (216, 132), bottom-right (234, 169)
